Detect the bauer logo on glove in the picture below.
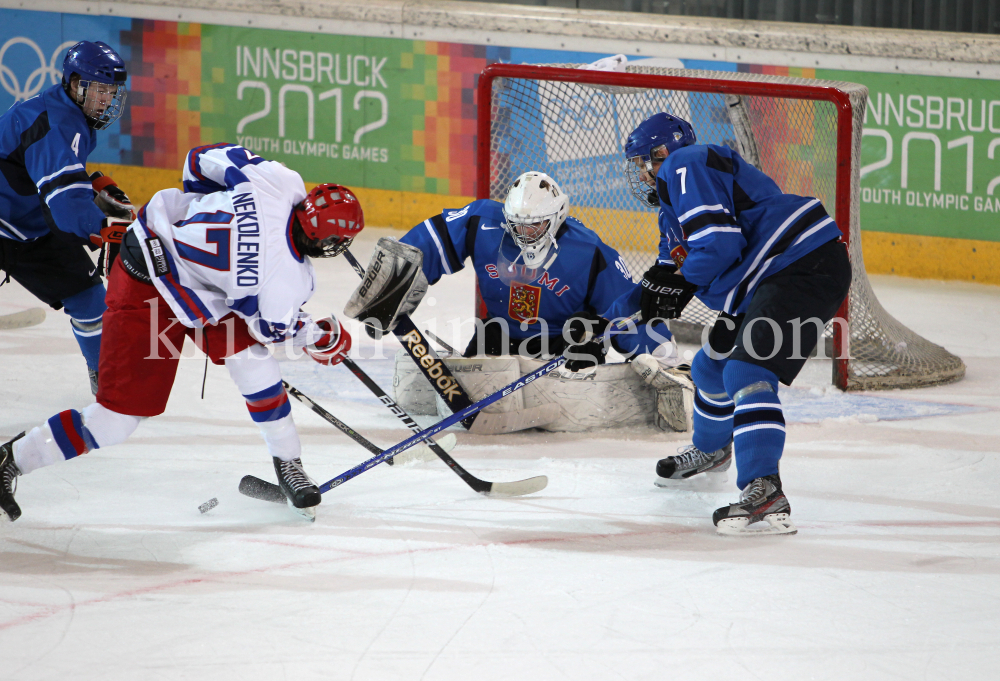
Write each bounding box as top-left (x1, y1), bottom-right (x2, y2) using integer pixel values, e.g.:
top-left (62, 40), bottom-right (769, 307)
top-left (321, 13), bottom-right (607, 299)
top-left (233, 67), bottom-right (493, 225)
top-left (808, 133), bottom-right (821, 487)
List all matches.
top-left (344, 238), bottom-right (428, 339)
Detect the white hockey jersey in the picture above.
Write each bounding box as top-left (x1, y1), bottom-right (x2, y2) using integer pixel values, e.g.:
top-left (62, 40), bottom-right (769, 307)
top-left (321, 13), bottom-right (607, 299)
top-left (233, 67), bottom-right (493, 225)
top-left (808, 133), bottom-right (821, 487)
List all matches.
top-left (131, 143), bottom-right (322, 345)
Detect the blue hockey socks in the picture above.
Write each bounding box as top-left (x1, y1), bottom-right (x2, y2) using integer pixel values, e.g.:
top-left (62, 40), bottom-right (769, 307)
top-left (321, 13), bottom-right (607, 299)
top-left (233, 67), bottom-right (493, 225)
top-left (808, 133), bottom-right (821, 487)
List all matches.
top-left (63, 284), bottom-right (106, 372)
top-left (723, 360), bottom-right (785, 489)
top-left (690, 349), bottom-right (734, 454)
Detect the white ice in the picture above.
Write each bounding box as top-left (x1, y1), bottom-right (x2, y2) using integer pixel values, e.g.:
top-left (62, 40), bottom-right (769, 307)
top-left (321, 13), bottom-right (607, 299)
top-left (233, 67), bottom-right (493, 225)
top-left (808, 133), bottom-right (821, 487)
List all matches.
top-left (2, 228), bottom-right (999, 680)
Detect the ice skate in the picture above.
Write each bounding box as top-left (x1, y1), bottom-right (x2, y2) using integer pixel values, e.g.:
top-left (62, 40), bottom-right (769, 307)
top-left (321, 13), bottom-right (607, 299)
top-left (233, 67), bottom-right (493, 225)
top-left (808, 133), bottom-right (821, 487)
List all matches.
top-left (0, 432), bottom-right (25, 522)
top-left (88, 369), bottom-right (99, 396)
top-left (655, 441), bottom-right (731, 487)
top-left (713, 474), bottom-right (796, 536)
top-left (632, 354), bottom-right (693, 432)
top-left (273, 457), bottom-right (321, 521)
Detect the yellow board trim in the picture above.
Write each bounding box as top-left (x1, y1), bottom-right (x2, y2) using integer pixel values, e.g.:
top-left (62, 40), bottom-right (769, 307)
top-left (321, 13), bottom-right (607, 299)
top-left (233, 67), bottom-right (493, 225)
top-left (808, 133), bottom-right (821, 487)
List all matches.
top-left (860, 231), bottom-right (1000, 285)
top-left (89, 163), bottom-right (999, 285)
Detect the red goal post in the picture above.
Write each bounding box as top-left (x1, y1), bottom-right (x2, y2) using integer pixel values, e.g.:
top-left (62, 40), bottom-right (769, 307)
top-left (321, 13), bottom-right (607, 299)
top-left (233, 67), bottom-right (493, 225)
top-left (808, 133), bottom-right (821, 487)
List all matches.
top-left (476, 63), bottom-right (965, 391)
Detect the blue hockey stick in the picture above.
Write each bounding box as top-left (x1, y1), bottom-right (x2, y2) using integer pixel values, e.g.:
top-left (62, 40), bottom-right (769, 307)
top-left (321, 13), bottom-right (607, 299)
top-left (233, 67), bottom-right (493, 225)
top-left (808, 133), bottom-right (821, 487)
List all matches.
top-left (316, 313), bottom-right (640, 493)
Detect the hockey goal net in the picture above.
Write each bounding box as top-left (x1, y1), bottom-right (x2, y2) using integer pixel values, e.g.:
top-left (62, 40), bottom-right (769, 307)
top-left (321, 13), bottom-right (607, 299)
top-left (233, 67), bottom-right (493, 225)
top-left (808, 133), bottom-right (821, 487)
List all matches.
top-left (476, 63), bottom-right (965, 391)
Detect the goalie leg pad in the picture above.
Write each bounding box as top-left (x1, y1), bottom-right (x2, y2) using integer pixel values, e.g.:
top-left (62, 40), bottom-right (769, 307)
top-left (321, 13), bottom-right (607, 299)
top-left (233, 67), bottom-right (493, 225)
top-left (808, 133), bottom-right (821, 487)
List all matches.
top-left (518, 357), bottom-right (657, 432)
top-left (632, 354), bottom-right (693, 432)
top-left (344, 238), bottom-right (428, 338)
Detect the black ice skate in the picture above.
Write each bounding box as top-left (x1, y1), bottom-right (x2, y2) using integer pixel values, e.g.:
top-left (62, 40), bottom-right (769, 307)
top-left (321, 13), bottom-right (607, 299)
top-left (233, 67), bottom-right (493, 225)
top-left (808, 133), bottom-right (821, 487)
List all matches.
top-left (88, 369), bottom-right (99, 396)
top-left (273, 457), bottom-right (321, 520)
top-left (713, 474), bottom-right (796, 536)
top-left (655, 441), bottom-right (732, 487)
top-left (1, 432), bottom-right (25, 522)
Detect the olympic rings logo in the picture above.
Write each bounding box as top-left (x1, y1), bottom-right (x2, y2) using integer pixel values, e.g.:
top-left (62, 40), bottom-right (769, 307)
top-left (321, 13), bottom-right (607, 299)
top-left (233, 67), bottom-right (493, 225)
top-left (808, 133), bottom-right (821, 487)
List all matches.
top-left (0, 37), bottom-right (78, 102)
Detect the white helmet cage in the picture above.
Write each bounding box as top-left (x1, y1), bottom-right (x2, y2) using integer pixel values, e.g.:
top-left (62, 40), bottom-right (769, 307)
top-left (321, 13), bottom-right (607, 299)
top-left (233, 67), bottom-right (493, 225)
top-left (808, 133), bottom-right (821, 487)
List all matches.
top-left (502, 171), bottom-right (569, 269)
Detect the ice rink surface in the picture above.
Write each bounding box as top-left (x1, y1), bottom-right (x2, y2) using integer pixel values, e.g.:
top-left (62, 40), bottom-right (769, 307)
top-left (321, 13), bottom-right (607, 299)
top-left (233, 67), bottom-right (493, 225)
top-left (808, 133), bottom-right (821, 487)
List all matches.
top-left (2, 229), bottom-right (999, 680)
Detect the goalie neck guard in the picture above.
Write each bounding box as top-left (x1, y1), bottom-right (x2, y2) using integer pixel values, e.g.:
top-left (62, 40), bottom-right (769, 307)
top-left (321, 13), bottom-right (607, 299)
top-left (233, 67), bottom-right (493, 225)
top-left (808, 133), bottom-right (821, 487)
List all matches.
top-left (293, 184), bottom-right (364, 258)
top-left (502, 172), bottom-right (568, 269)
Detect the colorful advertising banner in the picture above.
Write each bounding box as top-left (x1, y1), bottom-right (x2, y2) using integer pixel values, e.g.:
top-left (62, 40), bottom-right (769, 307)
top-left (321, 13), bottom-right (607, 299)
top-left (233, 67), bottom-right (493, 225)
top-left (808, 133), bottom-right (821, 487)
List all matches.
top-left (825, 69), bottom-right (1000, 244)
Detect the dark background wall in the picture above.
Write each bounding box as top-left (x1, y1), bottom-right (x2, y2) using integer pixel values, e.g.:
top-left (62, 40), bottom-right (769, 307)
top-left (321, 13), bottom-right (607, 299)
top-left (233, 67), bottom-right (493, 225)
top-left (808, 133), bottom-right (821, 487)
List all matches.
top-left (461, 0), bottom-right (999, 33)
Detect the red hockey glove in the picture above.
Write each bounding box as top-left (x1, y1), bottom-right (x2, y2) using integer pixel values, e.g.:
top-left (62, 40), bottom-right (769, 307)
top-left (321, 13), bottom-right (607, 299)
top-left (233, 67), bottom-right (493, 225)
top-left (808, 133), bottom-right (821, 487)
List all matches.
top-left (89, 217), bottom-right (131, 246)
top-left (306, 316), bottom-right (352, 366)
top-left (91, 172), bottom-right (135, 220)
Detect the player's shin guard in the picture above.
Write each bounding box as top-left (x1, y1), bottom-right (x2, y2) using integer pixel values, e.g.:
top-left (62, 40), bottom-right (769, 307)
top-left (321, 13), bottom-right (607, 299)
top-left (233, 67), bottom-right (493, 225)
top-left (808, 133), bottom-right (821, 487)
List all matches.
top-left (13, 404), bottom-right (140, 475)
top-left (63, 284), bottom-right (106, 375)
top-left (690, 350), bottom-right (734, 454)
top-left (225, 346), bottom-right (302, 462)
top-left (723, 360), bottom-right (785, 490)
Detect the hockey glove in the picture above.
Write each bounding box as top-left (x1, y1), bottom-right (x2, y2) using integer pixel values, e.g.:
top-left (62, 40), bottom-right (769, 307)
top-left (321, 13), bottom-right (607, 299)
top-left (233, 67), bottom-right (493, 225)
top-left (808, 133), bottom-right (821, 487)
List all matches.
top-left (563, 313), bottom-right (610, 372)
top-left (91, 172), bottom-right (135, 220)
top-left (89, 217), bottom-right (131, 246)
top-left (306, 316), bottom-right (352, 366)
top-left (639, 265), bottom-right (698, 321)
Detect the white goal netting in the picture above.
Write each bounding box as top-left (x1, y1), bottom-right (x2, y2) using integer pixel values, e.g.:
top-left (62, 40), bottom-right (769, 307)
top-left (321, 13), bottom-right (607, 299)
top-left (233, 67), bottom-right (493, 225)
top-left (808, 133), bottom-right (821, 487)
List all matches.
top-left (479, 64), bottom-right (965, 391)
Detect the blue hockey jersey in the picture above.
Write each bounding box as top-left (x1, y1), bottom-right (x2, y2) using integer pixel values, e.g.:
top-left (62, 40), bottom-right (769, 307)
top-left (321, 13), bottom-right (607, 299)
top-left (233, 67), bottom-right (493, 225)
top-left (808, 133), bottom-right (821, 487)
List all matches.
top-left (0, 84), bottom-right (104, 242)
top-left (648, 144), bottom-right (843, 315)
top-left (399, 199), bottom-right (671, 356)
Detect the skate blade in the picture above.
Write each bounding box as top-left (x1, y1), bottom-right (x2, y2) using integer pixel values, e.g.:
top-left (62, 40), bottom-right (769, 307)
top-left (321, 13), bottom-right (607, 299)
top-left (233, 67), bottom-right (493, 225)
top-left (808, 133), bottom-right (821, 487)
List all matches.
top-left (654, 469), bottom-right (728, 490)
top-left (715, 512), bottom-right (797, 536)
top-left (287, 499), bottom-right (317, 522)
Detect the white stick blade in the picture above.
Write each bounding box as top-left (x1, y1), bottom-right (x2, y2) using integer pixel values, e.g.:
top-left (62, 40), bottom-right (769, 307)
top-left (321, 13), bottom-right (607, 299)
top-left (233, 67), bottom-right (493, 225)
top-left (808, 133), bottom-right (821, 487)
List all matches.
top-left (486, 475), bottom-right (548, 497)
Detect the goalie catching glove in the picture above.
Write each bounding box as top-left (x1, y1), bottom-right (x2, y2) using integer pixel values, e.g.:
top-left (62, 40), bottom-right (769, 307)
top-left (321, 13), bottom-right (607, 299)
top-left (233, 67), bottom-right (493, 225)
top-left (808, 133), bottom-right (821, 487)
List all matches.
top-left (344, 237), bottom-right (428, 339)
top-left (639, 264), bottom-right (698, 321)
top-left (306, 315), bottom-right (352, 366)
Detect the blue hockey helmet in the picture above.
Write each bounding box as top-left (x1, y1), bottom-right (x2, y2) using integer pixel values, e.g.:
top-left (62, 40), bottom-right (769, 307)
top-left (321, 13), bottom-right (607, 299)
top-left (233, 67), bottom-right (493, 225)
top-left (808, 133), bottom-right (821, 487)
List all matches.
top-left (623, 112), bottom-right (696, 206)
top-left (62, 41), bottom-right (128, 131)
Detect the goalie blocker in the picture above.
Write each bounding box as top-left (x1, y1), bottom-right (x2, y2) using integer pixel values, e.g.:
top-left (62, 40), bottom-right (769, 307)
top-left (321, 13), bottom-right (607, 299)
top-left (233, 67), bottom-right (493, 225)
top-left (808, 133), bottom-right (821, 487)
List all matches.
top-left (345, 238), bottom-right (428, 339)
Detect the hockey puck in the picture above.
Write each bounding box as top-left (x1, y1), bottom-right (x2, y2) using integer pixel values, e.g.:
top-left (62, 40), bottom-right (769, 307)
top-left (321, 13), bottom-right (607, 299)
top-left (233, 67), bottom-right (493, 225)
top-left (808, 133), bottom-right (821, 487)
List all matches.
top-left (198, 498), bottom-right (219, 514)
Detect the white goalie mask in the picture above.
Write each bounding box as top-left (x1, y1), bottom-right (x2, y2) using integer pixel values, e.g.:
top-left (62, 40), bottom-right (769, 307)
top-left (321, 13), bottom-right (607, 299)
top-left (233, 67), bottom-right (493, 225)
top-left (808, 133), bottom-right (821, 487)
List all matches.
top-left (502, 172), bottom-right (569, 269)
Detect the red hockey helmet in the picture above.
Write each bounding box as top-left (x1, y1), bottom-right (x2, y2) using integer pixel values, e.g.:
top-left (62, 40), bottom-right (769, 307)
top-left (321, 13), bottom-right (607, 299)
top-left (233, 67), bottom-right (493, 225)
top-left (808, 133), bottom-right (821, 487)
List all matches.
top-left (292, 184), bottom-right (364, 258)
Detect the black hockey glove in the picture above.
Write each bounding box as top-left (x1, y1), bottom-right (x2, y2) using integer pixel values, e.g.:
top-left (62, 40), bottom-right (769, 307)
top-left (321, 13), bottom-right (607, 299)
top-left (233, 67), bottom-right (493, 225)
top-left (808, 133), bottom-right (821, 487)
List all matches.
top-left (639, 264), bottom-right (698, 321)
top-left (91, 172), bottom-right (135, 220)
top-left (563, 313), bottom-right (610, 372)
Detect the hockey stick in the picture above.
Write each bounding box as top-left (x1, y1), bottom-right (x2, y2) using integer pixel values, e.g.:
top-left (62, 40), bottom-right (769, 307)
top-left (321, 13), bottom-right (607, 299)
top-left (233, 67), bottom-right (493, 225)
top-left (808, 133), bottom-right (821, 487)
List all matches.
top-left (239, 379), bottom-right (454, 505)
top-left (241, 375), bottom-right (545, 500)
top-left (423, 329), bottom-right (458, 356)
top-left (339, 356), bottom-right (546, 496)
top-left (313, 313), bottom-right (639, 493)
top-left (342, 247), bottom-right (477, 429)
top-left (315, 349), bottom-right (569, 492)
top-left (0, 308), bottom-right (45, 330)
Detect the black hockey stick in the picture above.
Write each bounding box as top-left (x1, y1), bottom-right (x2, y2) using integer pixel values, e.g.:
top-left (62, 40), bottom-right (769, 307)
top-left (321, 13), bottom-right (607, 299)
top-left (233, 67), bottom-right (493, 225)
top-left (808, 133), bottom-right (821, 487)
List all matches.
top-left (339, 356), bottom-right (546, 496)
top-left (239, 380), bottom-right (422, 505)
top-left (342, 247), bottom-right (477, 429)
top-left (239, 377), bottom-right (547, 502)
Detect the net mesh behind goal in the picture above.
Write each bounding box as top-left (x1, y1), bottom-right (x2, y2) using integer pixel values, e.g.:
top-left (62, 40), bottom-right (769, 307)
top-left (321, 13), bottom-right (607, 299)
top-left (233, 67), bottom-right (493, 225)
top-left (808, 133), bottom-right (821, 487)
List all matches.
top-left (478, 64), bottom-right (965, 391)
